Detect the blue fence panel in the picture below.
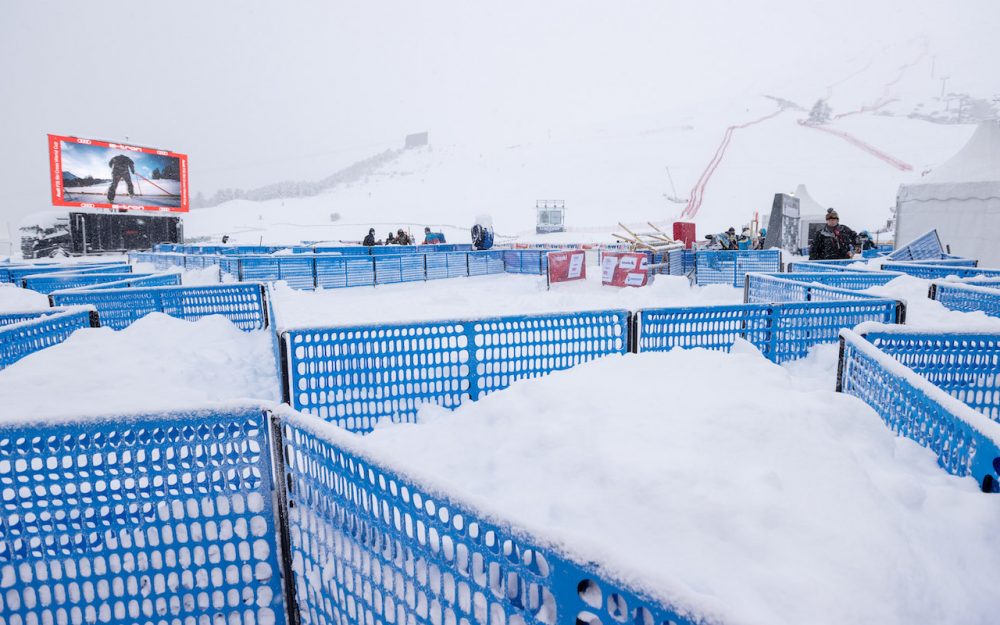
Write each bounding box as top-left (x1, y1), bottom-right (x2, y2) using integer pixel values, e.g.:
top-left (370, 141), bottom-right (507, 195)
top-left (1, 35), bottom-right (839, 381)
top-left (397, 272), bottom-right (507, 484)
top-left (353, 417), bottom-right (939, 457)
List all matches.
top-left (786, 261), bottom-right (854, 273)
top-left (345, 257), bottom-right (376, 287)
top-left (930, 282), bottom-right (1000, 318)
top-left (695, 250), bottom-right (781, 287)
top-left (446, 251), bottom-right (470, 278)
top-left (838, 330), bottom-right (1000, 491)
top-left (0, 309), bottom-right (58, 327)
top-left (370, 245), bottom-right (419, 255)
top-left (10, 263), bottom-right (129, 284)
top-left (401, 253), bottom-right (426, 281)
top-left (315, 256), bottom-right (348, 288)
top-left (0, 308), bottom-right (97, 369)
top-left (637, 299), bottom-right (901, 363)
top-left (275, 412), bottom-right (698, 625)
top-left (468, 251), bottom-right (490, 276)
top-left (886, 230), bottom-right (943, 261)
top-left (861, 330), bottom-right (1000, 421)
top-left (503, 250), bottom-right (546, 275)
top-left (23, 272), bottom-right (153, 294)
top-left (744, 273), bottom-right (896, 304)
top-left (374, 255), bottom-right (404, 284)
top-left (277, 256), bottom-right (315, 289)
top-left (881, 262), bottom-right (1000, 280)
top-left (218, 256), bottom-right (241, 279)
top-left (51, 284), bottom-right (268, 331)
top-left (312, 246), bottom-right (371, 255)
top-left (425, 253), bottom-right (449, 280)
top-left (241, 257), bottom-right (281, 283)
top-left (484, 249), bottom-right (505, 273)
top-left (0, 408), bottom-right (289, 624)
top-left (282, 310), bottom-right (628, 433)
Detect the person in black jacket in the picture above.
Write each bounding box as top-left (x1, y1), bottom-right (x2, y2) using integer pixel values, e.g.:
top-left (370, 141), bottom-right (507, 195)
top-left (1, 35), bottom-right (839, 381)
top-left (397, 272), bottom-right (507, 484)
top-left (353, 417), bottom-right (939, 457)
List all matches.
top-left (362, 228), bottom-right (376, 246)
top-left (106, 154), bottom-right (136, 202)
top-left (809, 208), bottom-right (859, 260)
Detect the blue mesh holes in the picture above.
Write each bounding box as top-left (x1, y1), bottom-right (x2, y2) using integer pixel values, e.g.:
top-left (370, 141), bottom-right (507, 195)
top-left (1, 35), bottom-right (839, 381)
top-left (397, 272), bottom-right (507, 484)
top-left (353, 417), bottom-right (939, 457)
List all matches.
top-left (744, 274), bottom-right (896, 304)
top-left (636, 300), bottom-right (901, 363)
top-left (930, 282), bottom-right (1000, 317)
top-left (274, 412), bottom-right (698, 625)
top-left (695, 250), bottom-right (781, 286)
top-left (838, 330), bottom-right (1000, 491)
top-left (881, 263), bottom-right (1000, 280)
top-left (282, 311), bottom-right (629, 433)
top-left (50, 284), bottom-right (268, 331)
top-left (0, 408), bottom-right (288, 624)
top-left (0, 308), bottom-right (97, 370)
top-left (861, 331), bottom-right (1000, 421)
top-left (886, 230), bottom-right (943, 261)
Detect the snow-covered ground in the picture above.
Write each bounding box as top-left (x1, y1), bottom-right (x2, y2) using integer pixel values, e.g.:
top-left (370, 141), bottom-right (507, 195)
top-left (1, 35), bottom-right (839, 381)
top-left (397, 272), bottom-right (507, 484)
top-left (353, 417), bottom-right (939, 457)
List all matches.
top-left (2, 263), bottom-right (999, 625)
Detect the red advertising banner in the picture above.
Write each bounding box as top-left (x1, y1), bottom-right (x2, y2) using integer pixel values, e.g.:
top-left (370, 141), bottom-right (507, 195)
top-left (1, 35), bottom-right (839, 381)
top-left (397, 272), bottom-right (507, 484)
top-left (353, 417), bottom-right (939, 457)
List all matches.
top-left (546, 250), bottom-right (586, 285)
top-left (601, 252), bottom-right (652, 287)
top-left (48, 134), bottom-right (189, 213)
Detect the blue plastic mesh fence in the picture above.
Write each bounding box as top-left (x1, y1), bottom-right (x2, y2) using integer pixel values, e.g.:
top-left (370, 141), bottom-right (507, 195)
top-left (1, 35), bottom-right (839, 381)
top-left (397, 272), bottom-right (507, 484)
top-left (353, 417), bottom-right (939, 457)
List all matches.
top-left (930, 282), bottom-right (1000, 318)
top-left (838, 331), bottom-right (1000, 491)
top-left (0, 310), bottom-right (59, 328)
top-left (695, 250), bottom-right (781, 286)
top-left (886, 230), bottom-right (943, 261)
top-left (881, 263), bottom-right (1000, 280)
top-left (23, 273), bottom-right (153, 294)
top-left (503, 251), bottom-right (547, 275)
top-left (274, 412), bottom-right (698, 625)
top-left (0, 308), bottom-right (97, 370)
top-left (786, 261), bottom-right (853, 273)
top-left (744, 274), bottom-right (894, 304)
top-left (10, 264), bottom-right (129, 285)
top-left (667, 249), bottom-right (686, 276)
top-left (241, 257), bottom-right (315, 289)
top-left (51, 284), bottom-right (268, 331)
top-left (64, 273), bottom-right (183, 291)
top-left (916, 258), bottom-right (979, 267)
top-left (0, 408), bottom-right (289, 624)
top-left (282, 311), bottom-right (629, 433)
top-left (637, 300), bottom-right (900, 363)
top-left (861, 330), bottom-right (1000, 421)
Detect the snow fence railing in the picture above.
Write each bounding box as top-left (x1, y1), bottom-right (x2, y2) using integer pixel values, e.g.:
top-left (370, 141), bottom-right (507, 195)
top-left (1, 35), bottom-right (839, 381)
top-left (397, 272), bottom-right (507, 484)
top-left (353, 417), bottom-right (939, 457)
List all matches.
top-left (49, 282), bottom-right (269, 331)
top-left (837, 328), bottom-right (1000, 492)
top-left (22, 271), bottom-right (153, 294)
top-left (929, 281), bottom-right (1000, 318)
top-left (886, 229), bottom-right (943, 261)
top-left (4, 262), bottom-right (130, 285)
top-left (0, 306), bottom-right (99, 370)
top-left (55, 272), bottom-right (183, 292)
top-left (744, 272), bottom-right (902, 304)
top-left (280, 309), bottom-right (630, 433)
top-left (881, 262), bottom-right (1000, 280)
top-left (0, 403), bottom-right (704, 625)
top-left (693, 249), bottom-right (782, 287)
top-left (634, 298), bottom-right (903, 364)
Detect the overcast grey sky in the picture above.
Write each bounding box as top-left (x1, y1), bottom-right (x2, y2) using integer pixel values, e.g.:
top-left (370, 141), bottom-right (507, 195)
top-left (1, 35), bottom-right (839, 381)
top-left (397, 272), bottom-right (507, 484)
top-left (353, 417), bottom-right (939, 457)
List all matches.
top-left (1, 0), bottom-right (996, 230)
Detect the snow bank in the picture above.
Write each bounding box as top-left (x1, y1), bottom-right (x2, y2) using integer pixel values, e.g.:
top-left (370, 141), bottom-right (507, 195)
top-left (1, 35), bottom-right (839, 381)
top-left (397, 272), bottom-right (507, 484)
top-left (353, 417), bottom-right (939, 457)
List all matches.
top-left (351, 348), bottom-right (1000, 625)
top-left (0, 313), bottom-right (279, 420)
top-left (270, 272), bottom-right (742, 330)
top-left (0, 284), bottom-right (50, 311)
top-left (863, 275), bottom-right (1000, 329)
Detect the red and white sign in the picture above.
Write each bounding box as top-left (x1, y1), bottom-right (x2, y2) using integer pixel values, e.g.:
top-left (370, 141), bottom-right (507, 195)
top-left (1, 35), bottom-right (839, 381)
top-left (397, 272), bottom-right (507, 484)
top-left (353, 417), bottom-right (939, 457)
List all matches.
top-left (601, 252), bottom-right (652, 287)
top-left (48, 134), bottom-right (189, 213)
top-left (547, 250), bottom-right (586, 284)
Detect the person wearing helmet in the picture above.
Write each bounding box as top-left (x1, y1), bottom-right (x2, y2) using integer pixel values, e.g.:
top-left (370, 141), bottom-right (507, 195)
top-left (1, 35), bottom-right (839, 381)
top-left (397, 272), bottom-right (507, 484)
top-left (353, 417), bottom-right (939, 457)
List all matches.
top-left (809, 208), bottom-right (859, 260)
top-left (362, 228), bottom-right (377, 246)
top-left (395, 228), bottom-right (413, 245)
top-left (857, 230), bottom-right (875, 251)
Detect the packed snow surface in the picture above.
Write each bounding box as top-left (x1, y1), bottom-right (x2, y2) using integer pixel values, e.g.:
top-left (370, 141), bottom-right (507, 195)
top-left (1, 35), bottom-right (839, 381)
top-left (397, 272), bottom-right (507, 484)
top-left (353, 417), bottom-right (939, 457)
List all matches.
top-left (0, 313), bottom-right (279, 419)
top-left (0, 283), bottom-right (50, 311)
top-left (346, 346), bottom-right (1000, 625)
top-left (270, 270), bottom-right (742, 330)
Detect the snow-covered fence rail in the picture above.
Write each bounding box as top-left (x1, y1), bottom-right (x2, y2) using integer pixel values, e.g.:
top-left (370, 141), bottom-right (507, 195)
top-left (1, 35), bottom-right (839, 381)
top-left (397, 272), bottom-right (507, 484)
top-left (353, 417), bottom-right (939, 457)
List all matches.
top-left (65, 272), bottom-right (183, 291)
top-left (744, 273), bottom-right (900, 304)
top-left (0, 307), bottom-right (99, 369)
top-left (280, 310), bottom-right (629, 433)
top-left (0, 309), bottom-right (61, 327)
top-left (0, 406), bottom-right (290, 625)
top-left (785, 260), bottom-right (857, 273)
top-left (885, 229), bottom-right (943, 261)
top-left (880, 262), bottom-right (1000, 280)
top-left (49, 283), bottom-right (269, 331)
top-left (275, 409), bottom-right (698, 625)
top-left (837, 328), bottom-right (1000, 492)
top-left (634, 299), bottom-right (903, 364)
top-left (5, 262), bottom-right (130, 285)
top-left (694, 250), bottom-right (782, 286)
top-left (929, 282), bottom-right (1000, 318)
top-left (22, 271), bottom-right (153, 294)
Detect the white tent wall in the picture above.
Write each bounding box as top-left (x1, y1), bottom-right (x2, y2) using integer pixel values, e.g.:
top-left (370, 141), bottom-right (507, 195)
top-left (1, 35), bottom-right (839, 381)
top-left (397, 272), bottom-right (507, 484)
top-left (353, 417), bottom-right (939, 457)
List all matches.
top-left (895, 189), bottom-right (1000, 265)
top-left (895, 120), bottom-right (1000, 265)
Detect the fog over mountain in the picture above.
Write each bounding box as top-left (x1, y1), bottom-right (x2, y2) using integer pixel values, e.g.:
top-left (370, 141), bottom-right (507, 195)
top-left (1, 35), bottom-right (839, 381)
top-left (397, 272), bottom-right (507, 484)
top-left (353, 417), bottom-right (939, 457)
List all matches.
top-left (2, 0), bottom-right (998, 241)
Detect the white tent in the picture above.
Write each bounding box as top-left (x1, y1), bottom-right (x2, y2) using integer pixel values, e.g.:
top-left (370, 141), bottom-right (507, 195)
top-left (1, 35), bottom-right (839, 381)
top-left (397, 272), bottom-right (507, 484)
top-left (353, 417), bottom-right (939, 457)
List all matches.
top-left (895, 120), bottom-right (1000, 265)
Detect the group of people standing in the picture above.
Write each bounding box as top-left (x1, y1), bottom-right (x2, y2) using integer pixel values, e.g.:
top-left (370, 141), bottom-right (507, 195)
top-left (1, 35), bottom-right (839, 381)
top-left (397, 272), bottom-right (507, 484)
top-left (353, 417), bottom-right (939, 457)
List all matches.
top-left (703, 208), bottom-right (875, 260)
top-left (362, 226), bottom-right (446, 247)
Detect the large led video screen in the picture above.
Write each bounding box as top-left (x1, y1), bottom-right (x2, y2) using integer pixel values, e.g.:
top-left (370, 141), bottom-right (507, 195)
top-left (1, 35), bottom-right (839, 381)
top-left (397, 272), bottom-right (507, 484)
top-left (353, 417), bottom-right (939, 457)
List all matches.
top-left (48, 134), bottom-right (188, 212)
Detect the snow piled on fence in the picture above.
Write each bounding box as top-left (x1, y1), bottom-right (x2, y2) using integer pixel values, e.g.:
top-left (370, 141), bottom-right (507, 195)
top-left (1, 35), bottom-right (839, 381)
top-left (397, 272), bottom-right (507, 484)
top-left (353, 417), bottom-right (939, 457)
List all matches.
top-left (359, 346), bottom-right (1000, 625)
top-left (865, 275), bottom-right (1000, 329)
top-left (270, 272), bottom-right (742, 329)
top-left (0, 313), bottom-right (280, 419)
top-left (0, 283), bottom-right (50, 311)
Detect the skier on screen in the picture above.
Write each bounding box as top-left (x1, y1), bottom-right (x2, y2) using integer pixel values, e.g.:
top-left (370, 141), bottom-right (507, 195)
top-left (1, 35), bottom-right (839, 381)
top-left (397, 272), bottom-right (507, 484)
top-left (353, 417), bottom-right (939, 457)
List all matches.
top-left (106, 154), bottom-right (136, 202)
